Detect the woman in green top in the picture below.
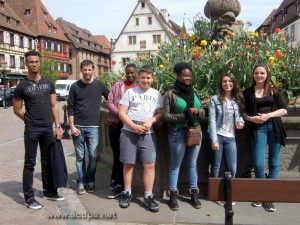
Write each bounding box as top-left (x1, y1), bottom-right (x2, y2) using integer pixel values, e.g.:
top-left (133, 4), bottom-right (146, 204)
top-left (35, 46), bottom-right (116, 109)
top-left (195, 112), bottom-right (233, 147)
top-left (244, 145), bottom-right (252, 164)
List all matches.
top-left (163, 62), bottom-right (204, 211)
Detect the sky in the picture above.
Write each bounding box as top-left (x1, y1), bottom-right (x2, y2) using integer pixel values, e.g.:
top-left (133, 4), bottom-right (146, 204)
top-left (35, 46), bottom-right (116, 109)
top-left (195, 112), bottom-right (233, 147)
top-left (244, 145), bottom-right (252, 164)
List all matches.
top-left (42, 0), bottom-right (284, 40)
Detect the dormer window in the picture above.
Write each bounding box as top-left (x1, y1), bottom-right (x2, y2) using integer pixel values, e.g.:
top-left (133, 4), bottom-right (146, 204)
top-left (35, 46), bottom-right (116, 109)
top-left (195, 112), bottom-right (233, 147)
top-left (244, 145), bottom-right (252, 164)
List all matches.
top-left (44, 12), bottom-right (48, 18)
top-left (76, 31), bottom-right (79, 35)
top-left (54, 28), bottom-right (57, 33)
top-left (282, 8), bottom-right (287, 21)
top-left (6, 16), bottom-right (10, 24)
top-left (0, 1), bottom-right (4, 8)
top-left (24, 9), bottom-right (31, 16)
top-left (141, 2), bottom-right (145, 8)
top-left (297, 0), bottom-right (300, 13)
top-left (16, 20), bottom-right (20, 27)
top-left (48, 26), bottom-right (52, 32)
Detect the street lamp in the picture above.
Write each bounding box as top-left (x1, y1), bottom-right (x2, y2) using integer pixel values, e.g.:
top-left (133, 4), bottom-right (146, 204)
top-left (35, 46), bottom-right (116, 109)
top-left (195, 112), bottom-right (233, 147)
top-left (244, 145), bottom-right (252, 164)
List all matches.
top-left (1, 60), bottom-right (7, 109)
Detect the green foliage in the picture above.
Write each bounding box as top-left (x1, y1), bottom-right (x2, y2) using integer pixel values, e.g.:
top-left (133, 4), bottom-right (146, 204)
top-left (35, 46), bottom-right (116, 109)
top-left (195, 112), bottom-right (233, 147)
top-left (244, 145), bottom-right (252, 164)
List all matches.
top-left (40, 51), bottom-right (59, 82)
top-left (108, 18), bottom-right (300, 99)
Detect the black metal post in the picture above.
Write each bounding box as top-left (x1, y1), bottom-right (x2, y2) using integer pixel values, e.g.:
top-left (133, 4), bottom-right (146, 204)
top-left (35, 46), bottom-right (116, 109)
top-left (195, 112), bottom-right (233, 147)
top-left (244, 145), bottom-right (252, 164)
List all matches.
top-left (61, 104), bottom-right (71, 139)
top-left (3, 78), bottom-right (7, 109)
top-left (225, 171), bottom-right (234, 225)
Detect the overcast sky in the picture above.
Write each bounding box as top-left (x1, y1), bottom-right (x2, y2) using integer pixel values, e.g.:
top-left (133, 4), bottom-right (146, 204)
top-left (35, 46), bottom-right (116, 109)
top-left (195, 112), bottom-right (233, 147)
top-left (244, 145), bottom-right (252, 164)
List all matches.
top-left (42, 0), bottom-right (283, 40)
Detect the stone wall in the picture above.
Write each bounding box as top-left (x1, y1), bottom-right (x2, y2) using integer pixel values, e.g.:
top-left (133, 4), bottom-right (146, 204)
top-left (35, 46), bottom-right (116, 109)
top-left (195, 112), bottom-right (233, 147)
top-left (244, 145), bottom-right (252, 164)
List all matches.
top-left (98, 107), bottom-right (300, 198)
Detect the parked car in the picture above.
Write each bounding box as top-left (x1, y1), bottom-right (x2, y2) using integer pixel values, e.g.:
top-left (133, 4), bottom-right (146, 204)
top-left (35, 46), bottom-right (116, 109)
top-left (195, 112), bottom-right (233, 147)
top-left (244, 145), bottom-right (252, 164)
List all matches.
top-left (0, 88), bottom-right (14, 107)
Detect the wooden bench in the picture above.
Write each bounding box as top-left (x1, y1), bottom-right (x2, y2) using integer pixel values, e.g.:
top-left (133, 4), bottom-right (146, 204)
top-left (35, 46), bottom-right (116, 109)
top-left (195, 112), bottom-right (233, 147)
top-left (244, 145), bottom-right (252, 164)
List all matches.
top-left (208, 172), bottom-right (300, 225)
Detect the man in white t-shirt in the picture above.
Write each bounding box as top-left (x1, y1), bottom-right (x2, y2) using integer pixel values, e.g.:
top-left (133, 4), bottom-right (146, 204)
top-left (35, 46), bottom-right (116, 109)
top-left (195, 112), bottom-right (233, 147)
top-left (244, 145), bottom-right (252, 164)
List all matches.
top-left (118, 65), bottom-right (163, 212)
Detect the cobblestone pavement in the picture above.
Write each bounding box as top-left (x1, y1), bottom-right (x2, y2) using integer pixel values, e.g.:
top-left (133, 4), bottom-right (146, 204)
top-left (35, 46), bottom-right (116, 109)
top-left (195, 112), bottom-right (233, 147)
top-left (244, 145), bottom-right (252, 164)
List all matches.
top-left (1, 102), bottom-right (300, 225)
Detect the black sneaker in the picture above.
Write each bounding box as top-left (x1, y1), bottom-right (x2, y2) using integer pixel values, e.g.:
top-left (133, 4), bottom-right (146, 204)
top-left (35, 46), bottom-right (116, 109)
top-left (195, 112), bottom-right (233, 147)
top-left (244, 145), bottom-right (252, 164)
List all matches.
top-left (108, 186), bottom-right (123, 199)
top-left (77, 183), bottom-right (86, 195)
top-left (144, 195), bottom-right (159, 212)
top-left (44, 193), bottom-right (65, 201)
top-left (119, 191), bottom-right (132, 208)
top-left (190, 188), bottom-right (201, 209)
top-left (25, 197), bottom-right (43, 210)
top-left (263, 202), bottom-right (276, 212)
top-left (87, 183), bottom-right (95, 193)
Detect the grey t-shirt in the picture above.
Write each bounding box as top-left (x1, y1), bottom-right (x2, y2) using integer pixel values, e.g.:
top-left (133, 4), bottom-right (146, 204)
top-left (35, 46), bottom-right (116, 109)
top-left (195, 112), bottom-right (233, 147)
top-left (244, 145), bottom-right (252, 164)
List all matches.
top-left (218, 100), bottom-right (235, 138)
top-left (119, 86), bottom-right (163, 133)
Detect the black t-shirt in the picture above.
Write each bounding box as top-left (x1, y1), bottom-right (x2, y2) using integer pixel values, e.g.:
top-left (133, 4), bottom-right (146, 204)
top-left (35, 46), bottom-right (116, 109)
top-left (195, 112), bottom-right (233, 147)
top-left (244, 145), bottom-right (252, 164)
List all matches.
top-left (67, 79), bottom-right (109, 126)
top-left (14, 77), bottom-right (55, 126)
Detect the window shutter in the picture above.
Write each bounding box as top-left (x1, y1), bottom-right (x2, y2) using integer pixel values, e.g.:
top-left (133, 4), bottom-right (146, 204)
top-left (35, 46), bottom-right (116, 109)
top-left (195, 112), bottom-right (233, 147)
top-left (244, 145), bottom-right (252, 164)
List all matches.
top-left (15, 55), bottom-right (20, 68)
top-left (4, 54), bottom-right (10, 66)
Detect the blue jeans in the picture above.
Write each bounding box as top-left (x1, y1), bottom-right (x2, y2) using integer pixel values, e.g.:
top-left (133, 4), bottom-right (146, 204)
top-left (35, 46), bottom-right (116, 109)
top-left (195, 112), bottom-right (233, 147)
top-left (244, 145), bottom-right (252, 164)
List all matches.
top-left (168, 128), bottom-right (201, 191)
top-left (210, 135), bottom-right (237, 178)
top-left (252, 121), bottom-right (281, 179)
top-left (72, 127), bottom-right (99, 184)
top-left (23, 125), bottom-right (56, 201)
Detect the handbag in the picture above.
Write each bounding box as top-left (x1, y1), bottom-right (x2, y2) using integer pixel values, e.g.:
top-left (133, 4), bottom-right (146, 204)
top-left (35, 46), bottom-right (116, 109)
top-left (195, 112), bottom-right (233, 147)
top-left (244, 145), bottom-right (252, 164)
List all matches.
top-left (186, 126), bottom-right (201, 146)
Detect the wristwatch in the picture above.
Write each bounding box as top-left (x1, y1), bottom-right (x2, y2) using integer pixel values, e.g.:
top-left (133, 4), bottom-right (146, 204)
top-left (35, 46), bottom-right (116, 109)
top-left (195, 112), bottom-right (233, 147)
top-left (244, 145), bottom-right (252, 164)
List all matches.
top-left (55, 124), bottom-right (61, 129)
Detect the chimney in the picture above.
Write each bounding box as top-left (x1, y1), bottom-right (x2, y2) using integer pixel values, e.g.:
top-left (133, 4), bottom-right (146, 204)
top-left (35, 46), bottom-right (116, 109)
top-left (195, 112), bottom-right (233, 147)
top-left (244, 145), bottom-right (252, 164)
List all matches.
top-left (160, 9), bottom-right (169, 22)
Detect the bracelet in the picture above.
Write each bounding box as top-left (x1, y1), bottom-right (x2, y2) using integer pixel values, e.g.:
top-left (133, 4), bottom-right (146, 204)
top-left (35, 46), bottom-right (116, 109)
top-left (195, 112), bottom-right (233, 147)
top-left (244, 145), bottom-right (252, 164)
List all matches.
top-left (55, 124), bottom-right (61, 128)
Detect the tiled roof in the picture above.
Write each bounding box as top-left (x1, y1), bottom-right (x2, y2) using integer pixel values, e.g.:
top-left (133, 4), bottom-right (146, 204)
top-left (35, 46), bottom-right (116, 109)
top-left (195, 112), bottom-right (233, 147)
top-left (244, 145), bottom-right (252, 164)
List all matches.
top-left (94, 35), bottom-right (111, 54)
top-left (0, 0), bottom-right (34, 36)
top-left (56, 17), bottom-right (107, 55)
top-left (271, 0), bottom-right (299, 29)
top-left (7, 0), bottom-right (69, 42)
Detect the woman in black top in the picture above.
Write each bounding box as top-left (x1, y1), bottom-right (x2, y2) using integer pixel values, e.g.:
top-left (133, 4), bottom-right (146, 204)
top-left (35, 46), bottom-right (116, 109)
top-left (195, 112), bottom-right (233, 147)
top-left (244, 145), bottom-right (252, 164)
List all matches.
top-left (243, 63), bottom-right (287, 212)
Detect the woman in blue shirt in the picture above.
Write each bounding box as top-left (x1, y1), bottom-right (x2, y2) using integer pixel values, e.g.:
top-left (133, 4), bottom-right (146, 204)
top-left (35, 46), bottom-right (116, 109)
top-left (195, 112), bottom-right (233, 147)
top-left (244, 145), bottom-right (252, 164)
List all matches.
top-left (208, 73), bottom-right (244, 206)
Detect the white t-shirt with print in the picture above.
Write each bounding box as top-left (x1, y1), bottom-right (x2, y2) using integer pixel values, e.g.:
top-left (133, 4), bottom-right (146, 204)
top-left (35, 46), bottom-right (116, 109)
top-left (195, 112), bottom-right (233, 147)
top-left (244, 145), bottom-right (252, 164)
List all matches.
top-left (119, 86), bottom-right (163, 133)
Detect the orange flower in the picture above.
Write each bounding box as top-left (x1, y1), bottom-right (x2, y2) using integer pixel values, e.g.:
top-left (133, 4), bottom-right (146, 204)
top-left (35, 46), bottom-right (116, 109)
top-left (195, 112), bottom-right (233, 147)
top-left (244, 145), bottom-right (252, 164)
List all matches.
top-left (245, 44), bottom-right (251, 50)
top-left (193, 52), bottom-right (201, 59)
top-left (275, 51), bottom-right (283, 58)
top-left (274, 28), bottom-right (281, 34)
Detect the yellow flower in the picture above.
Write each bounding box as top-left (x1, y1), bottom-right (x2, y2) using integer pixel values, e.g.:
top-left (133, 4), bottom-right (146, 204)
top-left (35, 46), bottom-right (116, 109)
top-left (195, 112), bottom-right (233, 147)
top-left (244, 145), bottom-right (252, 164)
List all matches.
top-left (269, 56), bottom-right (275, 63)
top-left (200, 40), bottom-right (207, 46)
top-left (159, 64), bottom-right (164, 69)
top-left (212, 40), bottom-right (217, 45)
top-left (255, 32), bottom-right (259, 37)
top-left (214, 51), bottom-right (220, 56)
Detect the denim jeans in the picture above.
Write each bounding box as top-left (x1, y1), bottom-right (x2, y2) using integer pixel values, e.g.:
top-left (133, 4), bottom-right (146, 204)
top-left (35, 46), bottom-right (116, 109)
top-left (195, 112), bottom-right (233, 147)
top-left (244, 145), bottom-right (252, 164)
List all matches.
top-left (23, 125), bottom-right (55, 201)
top-left (72, 127), bottom-right (99, 184)
top-left (168, 128), bottom-right (201, 191)
top-left (210, 134), bottom-right (237, 178)
top-left (252, 121), bottom-right (281, 179)
top-left (109, 122), bottom-right (123, 186)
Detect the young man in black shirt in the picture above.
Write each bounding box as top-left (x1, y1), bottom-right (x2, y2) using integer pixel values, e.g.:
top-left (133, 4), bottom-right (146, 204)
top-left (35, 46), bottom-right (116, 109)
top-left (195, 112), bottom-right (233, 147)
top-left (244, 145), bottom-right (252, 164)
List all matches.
top-left (13, 50), bottom-right (63, 210)
top-left (67, 60), bottom-right (109, 195)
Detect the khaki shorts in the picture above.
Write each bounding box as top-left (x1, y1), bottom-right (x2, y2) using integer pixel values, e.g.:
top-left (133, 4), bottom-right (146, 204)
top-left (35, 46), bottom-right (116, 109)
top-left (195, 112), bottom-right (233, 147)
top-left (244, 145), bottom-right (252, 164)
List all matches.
top-left (120, 129), bottom-right (157, 164)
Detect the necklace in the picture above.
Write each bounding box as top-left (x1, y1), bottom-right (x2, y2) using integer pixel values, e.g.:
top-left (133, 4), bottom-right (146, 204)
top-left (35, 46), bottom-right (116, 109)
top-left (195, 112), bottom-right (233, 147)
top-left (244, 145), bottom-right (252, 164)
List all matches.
top-left (28, 79), bottom-right (40, 87)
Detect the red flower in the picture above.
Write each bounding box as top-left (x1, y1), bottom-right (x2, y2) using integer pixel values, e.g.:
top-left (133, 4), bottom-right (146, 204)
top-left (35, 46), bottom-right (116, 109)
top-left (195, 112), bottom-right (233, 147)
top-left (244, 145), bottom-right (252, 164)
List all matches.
top-left (274, 28), bottom-right (281, 34)
top-left (275, 51), bottom-right (283, 58)
top-left (193, 52), bottom-right (201, 59)
top-left (111, 60), bottom-right (116, 65)
top-left (237, 51), bottom-right (243, 56)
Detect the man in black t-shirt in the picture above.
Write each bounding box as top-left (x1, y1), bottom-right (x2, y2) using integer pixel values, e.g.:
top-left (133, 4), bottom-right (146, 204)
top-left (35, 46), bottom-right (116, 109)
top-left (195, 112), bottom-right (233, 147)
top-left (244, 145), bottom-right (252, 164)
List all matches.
top-left (13, 50), bottom-right (63, 210)
top-left (67, 60), bottom-right (109, 195)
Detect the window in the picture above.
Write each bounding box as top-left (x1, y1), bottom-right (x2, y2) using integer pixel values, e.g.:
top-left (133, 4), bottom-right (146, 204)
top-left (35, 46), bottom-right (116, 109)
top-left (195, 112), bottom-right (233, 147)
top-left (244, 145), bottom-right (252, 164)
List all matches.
top-left (122, 58), bottom-right (130, 66)
top-left (128, 36), bottom-right (136, 45)
top-left (0, 31), bottom-right (3, 44)
top-left (10, 33), bottom-right (14, 46)
top-left (282, 9), bottom-right (287, 21)
top-left (141, 2), bottom-right (145, 8)
top-left (16, 20), bottom-right (20, 27)
top-left (48, 26), bottom-right (52, 32)
top-left (57, 62), bottom-right (61, 71)
top-left (51, 42), bottom-right (55, 51)
top-left (44, 12), bottom-right (48, 18)
top-left (153, 35), bottom-right (161, 43)
top-left (10, 55), bottom-right (15, 68)
top-left (148, 17), bottom-right (152, 25)
top-left (20, 57), bottom-right (25, 68)
top-left (57, 43), bottom-right (61, 52)
top-left (140, 40), bottom-right (146, 49)
top-left (136, 18), bottom-right (139, 26)
top-left (24, 9), bottom-right (31, 16)
top-left (14, 34), bottom-right (20, 46)
top-left (0, 1), bottom-right (4, 8)
top-left (63, 44), bottom-right (67, 54)
top-left (54, 28), bottom-right (57, 34)
top-left (28, 38), bottom-right (32, 50)
top-left (6, 16), bottom-right (10, 24)
top-left (291, 24), bottom-right (295, 40)
top-left (15, 55), bottom-right (20, 68)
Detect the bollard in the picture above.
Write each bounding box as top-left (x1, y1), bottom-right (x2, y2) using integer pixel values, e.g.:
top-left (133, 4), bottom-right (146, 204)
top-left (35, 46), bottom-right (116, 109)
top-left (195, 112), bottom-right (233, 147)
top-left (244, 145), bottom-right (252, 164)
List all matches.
top-left (61, 104), bottom-right (71, 139)
top-left (225, 172), bottom-right (234, 225)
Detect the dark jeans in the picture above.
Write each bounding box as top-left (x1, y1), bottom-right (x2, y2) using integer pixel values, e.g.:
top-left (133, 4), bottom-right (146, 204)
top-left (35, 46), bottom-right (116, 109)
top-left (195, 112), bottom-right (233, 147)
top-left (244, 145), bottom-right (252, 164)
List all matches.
top-left (109, 122), bottom-right (123, 186)
top-left (23, 125), bottom-right (56, 201)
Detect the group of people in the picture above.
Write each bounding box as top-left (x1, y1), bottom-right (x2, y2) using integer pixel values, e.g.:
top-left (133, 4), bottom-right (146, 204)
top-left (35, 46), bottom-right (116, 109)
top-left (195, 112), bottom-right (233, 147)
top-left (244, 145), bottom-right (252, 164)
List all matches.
top-left (13, 50), bottom-right (287, 214)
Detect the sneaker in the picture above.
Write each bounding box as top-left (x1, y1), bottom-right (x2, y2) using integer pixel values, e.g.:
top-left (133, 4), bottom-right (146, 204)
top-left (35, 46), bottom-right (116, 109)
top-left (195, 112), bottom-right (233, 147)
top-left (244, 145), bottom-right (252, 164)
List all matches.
top-left (263, 202), bottom-right (276, 212)
top-left (119, 191), bottom-right (132, 208)
top-left (87, 183), bottom-right (95, 193)
top-left (144, 195), bottom-right (159, 212)
top-left (77, 183), bottom-right (86, 195)
top-left (251, 202), bottom-right (262, 207)
top-left (25, 197), bottom-right (43, 210)
top-left (108, 186), bottom-right (123, 199)
top-left (44, 193), bottom-right (65, 201)
top-left (216, 201), bottom-right (225, 206)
